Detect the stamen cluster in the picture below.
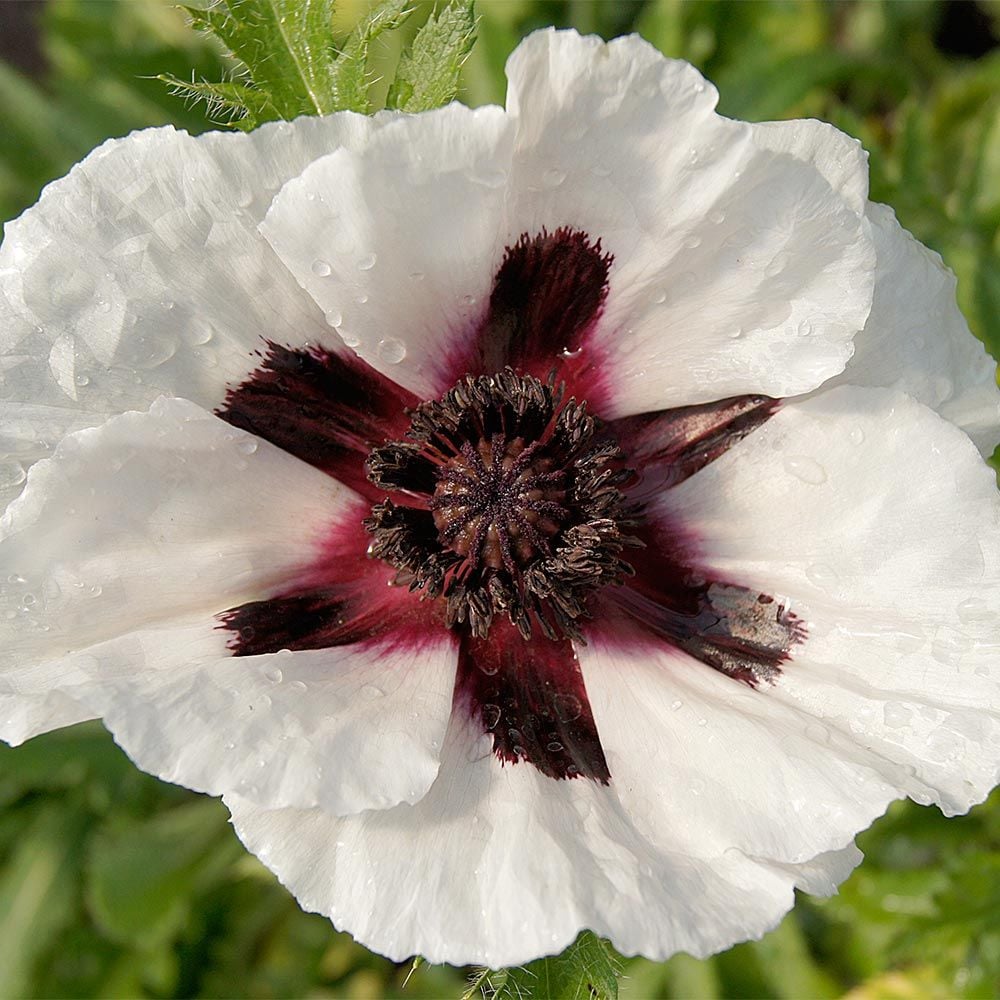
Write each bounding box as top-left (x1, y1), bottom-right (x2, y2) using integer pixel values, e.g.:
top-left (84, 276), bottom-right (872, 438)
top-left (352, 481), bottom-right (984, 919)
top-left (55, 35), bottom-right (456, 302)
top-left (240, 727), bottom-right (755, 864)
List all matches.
top-left (365, 370), bottom-right (641, 640)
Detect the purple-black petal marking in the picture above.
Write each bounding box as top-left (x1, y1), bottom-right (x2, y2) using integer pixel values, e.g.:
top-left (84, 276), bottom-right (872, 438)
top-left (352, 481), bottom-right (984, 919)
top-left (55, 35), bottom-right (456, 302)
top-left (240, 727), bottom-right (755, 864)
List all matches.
top-left (217, 340), bottom-right (419, 501)
top-left (606, 394), bottom-right (779, 496)
top-left (607, 510), bottom-right (804, 688)
top-left (450, 228), bottom-right (614, 406)
top-left (219, 501), bottom-right (444, 656)
top-left (456, 616), bottom-right (610, 783)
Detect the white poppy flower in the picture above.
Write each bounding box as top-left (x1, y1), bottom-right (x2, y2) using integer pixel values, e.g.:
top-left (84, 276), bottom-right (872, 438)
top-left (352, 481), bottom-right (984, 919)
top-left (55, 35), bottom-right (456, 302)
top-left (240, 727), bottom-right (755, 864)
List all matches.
top-left (2, 28), bottom-right (999, 968)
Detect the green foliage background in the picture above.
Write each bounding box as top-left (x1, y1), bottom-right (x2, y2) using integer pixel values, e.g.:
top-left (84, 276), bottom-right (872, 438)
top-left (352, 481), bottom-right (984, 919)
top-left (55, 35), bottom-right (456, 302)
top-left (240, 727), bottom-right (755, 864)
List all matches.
top-left (1, 1), bottom-right (999, 997)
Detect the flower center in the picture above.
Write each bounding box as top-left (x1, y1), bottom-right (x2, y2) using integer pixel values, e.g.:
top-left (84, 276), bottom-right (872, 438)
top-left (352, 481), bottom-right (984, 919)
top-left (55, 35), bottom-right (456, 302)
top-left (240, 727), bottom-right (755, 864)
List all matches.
top-left (432, 437), bottom-right (566, 570)
top-left (365, 370), bottom-right (640, 640)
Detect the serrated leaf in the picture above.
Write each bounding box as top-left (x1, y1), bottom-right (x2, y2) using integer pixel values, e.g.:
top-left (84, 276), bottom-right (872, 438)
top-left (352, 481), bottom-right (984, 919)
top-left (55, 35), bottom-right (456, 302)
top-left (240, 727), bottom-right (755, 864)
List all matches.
top-left (468, 932), bottom-right (621, 1000)
top-left (387, 0), bottom-right (476, 112)
top-left (185, 0), bottom-right (340, 117)
top-left (328, 0), bottom-right (413, 113)
top-left (158, 74), bottom-right (275, 129)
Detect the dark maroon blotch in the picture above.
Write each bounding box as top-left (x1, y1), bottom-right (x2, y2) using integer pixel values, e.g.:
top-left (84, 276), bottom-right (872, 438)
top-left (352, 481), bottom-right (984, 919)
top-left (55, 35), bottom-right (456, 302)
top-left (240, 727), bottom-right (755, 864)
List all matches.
top-left (606, 394), bottom-right (779, 497)
top-left (604, 510), bottom-right (803, 688)
top-left (449, 228), bottom-right (614, 406)
top-left (217, 341), bottom-right (419, 501)
top-left (456, 617), bottom-right (610, 783)
top-left (219, 501), bottom-right (444, 657)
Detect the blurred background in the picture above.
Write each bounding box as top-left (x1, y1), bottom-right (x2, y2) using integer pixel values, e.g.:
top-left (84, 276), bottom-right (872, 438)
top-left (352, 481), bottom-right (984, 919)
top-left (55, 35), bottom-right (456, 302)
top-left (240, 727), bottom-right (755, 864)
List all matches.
top-left (0, 1), bottom-right (998, 997)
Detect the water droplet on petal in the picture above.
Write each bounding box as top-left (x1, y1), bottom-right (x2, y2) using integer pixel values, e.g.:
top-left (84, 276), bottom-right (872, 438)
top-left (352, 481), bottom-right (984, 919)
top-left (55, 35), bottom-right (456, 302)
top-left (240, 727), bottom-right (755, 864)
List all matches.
top-left (670, 700), bottom-right (683, 711)
top-left (709, 208), bottom-right (726, 225)
top-left (784, 455), bottom-right (827, 485)
top-left (765, 252), bottom-right (789, 277)
top-left (957, 597), bottom-right (989, 625)
top-left (0, 462), bottom-right (26, 490)
top-left (482, 704), bottom-right (501, 729)
top-left (360, 683), bottom-right (384, 699)
top-left (883, 702), bottom-right (912, 729)
top-left (377, 337), bottom-right (406, 364)
top-left (554, 694), bottom-right (582, 722)
top-left (848, 426), bottom-right (865, 446)
top-left (797, 320), bottom-right (813, 337)
top-left (264, 666), bottom-right (283, 685)
top-left (237, 437), bottom-right (259, 455)
top-left (311, 259), bottom-right (332, 277)
top-left (289, 680), bottom-right (308, 693)
top-left (682, 234), bottom-right (702, 249)
top-left (543, 168), bottom-right (566, 187)
top-left (806, 563), bottom-right (839, 591)
top-left (357, 253), bottom-right (377, 271)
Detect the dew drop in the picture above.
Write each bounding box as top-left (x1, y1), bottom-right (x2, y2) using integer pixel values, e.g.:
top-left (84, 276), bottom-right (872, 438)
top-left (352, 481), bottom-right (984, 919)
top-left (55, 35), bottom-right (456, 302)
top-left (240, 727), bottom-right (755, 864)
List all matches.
top-left (797, 320), bottom-right (813, 337)
top-left (311, 259), bottom-right (332, 277)
top-left (554, 693), bottom-right (582, 722)
top-left (708, 208), bottom-right (726, 225)
top-left (883, 702), bottom-right (912, 729)
top-left (682, 234), bottom-right (702, 249)
top-left (806, 563), bottom-right (839, 591)
top-left (957, 597), bottom-right (989, 625)
top-left (340, 329), bottom-right (360, 348)
top-left (670, 700), bottom-right (683, 711)
top-left (224, 741), bottom-right (235, 751)
top-left (476, 167), bottom-right (507, 189)
top-left (0, 462), bottom-right (26, 490)
top-left (289, 680), bottom-right (308, 693)
top-left (482, 703), bottom-right (501, 729)
top-left (783, 455), bottom-right (827, 485)
top-left (360, 683), bottom-right (384, 699)
top-left (546, 740), bottom-right (564, 753)
top-left (651, 289), bottom-right (667, 305)
top-left (543, 168), bottom-right (566, 187)
top-left (408, 271), bottom-right (425, 282)
top-left (765, 252), bottom-right (789, 277)
top-left (697, 717), bottom-right (707, 727)
top-left (848, 426), bottom-right (866, 446)
top-left (728, 327), bottom-right (744, 340)
top-left (264, 666), bottom-right (283, 685)
top-left (237, 437), bottom-right (259, 455)
top-left (377, 337), bottom-right (406, 365)
top-left (357, 253), bottom-right (377, 271)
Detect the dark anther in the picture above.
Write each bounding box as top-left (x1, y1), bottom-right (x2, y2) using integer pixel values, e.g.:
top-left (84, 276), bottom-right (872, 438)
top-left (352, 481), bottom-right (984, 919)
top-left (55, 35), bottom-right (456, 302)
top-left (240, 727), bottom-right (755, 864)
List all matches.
top-left (365, 370), bottom-right (641, 640)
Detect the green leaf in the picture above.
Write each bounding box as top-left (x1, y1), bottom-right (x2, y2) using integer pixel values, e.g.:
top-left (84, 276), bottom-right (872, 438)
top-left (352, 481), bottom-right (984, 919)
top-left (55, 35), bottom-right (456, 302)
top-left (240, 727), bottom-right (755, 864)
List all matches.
top-left (468, 931), bottom-right (621, 1000)
top-left (184, 0), bottom-right (340, 117)
top-left (0, 803), bottom-right (88, 998)
top-left (157, 74), bottom-right (276, 129)
top-left (387, 0), bottom-right (477, 112)
top-left (86, 798), bottom-right (241, 948)
top-left (328, 0), bottom-right (413, 113)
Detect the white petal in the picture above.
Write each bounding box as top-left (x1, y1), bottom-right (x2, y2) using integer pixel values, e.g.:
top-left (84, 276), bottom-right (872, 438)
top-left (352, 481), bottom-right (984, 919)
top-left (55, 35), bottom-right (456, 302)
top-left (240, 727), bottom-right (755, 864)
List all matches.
top-left (824, 203), bottom-right (1000, 455)
top-left (0, 397), bottom-right (456, 811)
top-left (1, 397), bottom-right (346, 664)
top-left (262, 30), bottom-right (874, 410)
top-left (579, 639), bottom-right (899, 867)
top-left (3, 616), bottom-right (454, 814)
top-left (504, 30), bottom-right (876, 414)
top-left (260, 104), bottom-right (514, 398)
top-left (0, 116), bottom-right (378, 510)
top-left (225, 716), bottom-right (845, 967)
top-left (652, 385), bottom-right (1000, 817)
